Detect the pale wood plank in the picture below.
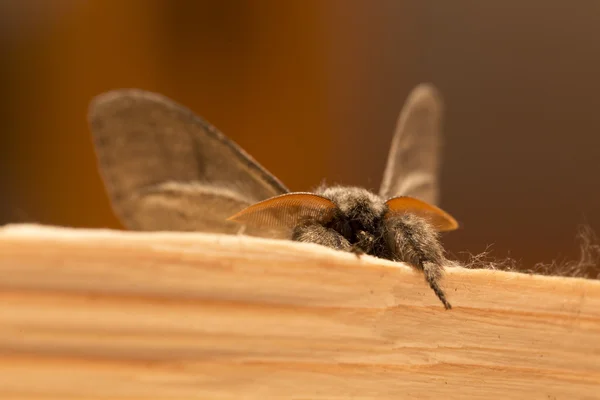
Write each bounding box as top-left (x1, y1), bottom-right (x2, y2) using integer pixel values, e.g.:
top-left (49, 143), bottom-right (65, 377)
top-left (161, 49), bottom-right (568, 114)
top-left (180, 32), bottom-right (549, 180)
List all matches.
top-left (0, 224), bottom-right (598, 399)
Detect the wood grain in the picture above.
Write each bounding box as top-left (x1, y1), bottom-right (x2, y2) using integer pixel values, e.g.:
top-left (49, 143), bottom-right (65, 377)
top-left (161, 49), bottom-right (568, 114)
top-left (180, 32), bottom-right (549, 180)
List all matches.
top-left (0, 224), bottom-right (599, 399)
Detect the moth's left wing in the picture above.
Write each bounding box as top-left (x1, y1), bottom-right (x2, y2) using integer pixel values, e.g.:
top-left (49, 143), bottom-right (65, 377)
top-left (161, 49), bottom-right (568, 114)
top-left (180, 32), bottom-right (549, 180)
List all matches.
top-left (88, 89), bottom-right (289, 233)
top-left (379, 83), bottom-right (444, 206)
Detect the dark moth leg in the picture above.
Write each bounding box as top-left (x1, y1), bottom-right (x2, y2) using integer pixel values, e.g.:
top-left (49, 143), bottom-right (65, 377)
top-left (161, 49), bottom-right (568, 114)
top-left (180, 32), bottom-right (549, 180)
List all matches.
top-left (385, 214), bottom-right (452, 309)
top-left (292, 221), bottom-right (352, 252)
top-left (354, 231), bottom-right (374, 253)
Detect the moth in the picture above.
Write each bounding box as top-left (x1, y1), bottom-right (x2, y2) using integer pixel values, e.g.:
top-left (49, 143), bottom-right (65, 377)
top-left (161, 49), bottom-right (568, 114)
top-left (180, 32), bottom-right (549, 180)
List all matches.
top-left (88, 84), bottom-right (458, 309)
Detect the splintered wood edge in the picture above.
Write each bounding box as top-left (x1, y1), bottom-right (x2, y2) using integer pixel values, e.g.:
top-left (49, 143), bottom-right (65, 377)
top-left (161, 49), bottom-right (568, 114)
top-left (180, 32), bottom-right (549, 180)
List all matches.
top-left (0, 223), bottom-right (599, 399)
top-left (1, 223), bottom-right (598, 315)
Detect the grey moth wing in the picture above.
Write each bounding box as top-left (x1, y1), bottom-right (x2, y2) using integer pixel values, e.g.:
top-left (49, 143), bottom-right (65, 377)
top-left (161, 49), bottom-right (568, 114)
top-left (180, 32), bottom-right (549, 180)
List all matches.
top-left (88, 89), bottom-right (289, 233)
top-left (379, 83), bottom-right (444, 206)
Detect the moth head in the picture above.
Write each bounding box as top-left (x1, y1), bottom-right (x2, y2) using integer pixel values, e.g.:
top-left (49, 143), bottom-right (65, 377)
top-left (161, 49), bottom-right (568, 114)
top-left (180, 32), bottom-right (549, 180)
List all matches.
top-left (227, 192), bottom-right (338, 233)
top-left (384, 196), bottom-right (458, 232)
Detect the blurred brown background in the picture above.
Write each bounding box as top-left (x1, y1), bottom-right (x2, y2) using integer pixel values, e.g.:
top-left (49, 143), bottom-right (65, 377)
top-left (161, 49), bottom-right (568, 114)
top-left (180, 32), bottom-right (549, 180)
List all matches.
top-left (1, 1), bottom-right (599, 267)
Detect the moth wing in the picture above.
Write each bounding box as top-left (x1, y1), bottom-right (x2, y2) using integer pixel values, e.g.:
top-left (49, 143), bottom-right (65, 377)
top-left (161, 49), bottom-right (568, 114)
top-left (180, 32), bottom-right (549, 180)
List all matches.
top-left (385, 196), bottom-right (458, 232)
top-left (379, 83), bottom-right (444, 206)
top-left (88, 89), bottom-right (289, 233)
top-left (227, 193), bottom-right (338, 237)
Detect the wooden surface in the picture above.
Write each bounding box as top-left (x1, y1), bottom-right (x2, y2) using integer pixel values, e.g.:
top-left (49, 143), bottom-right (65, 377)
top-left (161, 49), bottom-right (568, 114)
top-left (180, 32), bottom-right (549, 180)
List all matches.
top-left (0, 224), bottom-right (599, 399)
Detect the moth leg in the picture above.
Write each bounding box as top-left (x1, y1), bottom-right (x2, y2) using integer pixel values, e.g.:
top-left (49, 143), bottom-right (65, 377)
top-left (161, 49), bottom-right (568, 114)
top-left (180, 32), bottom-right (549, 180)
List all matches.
top-left (351, 231), bottom-right (376, 257)
top-left (292, 221), bottom-right (352, 252)
top-left (350, 246), bottom-right (365, 258)
top-left (385, 214), bottom-right (452, 310)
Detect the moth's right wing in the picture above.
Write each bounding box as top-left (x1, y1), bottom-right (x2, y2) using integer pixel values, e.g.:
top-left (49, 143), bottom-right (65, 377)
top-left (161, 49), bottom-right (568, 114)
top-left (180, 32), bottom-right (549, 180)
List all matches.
top-left (88, 89), bottom-right (289, 233)
top-left (379, 84), bottom-right (444, 206)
